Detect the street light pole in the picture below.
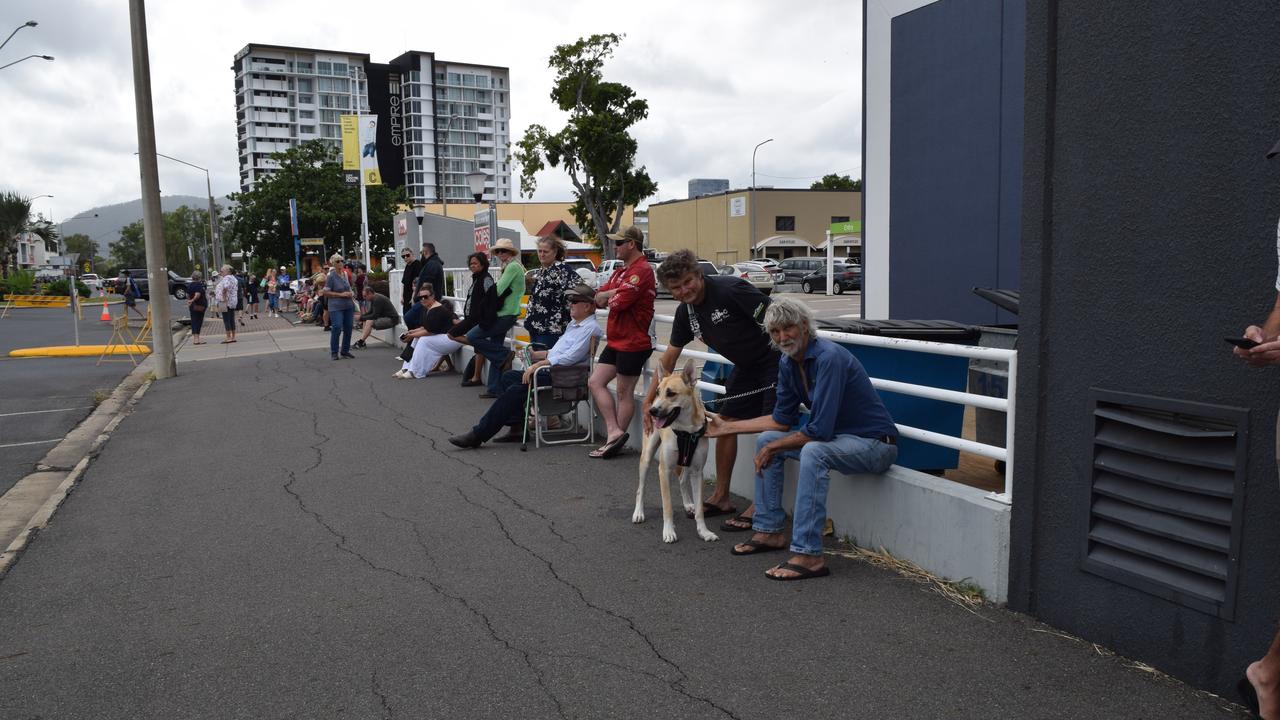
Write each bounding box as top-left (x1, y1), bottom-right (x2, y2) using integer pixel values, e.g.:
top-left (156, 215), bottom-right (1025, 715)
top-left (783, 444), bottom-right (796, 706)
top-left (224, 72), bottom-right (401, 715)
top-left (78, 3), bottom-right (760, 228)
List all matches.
top-left (0, 54), bottom-right (54, 71)
top-left (152, 151), bottom-right (220, 271)
top-left (751, 138), bottom-right (773, 257)
top-left (0, 21), bottom-right (36, 52)
top-left (413, 204), bottom-right (425, 254)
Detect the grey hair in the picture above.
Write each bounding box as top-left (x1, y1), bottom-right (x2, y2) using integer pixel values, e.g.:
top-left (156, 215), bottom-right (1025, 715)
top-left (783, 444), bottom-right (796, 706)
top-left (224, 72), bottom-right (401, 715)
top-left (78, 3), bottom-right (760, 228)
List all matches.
top-left (656, 249), bottom-right (699, 285)
top-left (190, 270), bottom-right (203, 280)
top-left (763, 295), bottom-right (817, 341)
top-left (220, 264), bottom-right (233, 274)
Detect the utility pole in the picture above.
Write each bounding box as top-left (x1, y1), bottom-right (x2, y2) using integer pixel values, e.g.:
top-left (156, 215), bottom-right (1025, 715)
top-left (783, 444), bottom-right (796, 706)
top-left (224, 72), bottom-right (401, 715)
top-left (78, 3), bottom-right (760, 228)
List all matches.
top-left (128, 0), bottom-right (175, 378)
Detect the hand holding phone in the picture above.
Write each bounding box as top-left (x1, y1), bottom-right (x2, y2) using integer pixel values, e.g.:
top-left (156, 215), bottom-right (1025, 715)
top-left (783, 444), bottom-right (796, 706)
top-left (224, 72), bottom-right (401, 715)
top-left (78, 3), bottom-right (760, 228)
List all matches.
top-left (1225, 337), bottom-right (1260, 350)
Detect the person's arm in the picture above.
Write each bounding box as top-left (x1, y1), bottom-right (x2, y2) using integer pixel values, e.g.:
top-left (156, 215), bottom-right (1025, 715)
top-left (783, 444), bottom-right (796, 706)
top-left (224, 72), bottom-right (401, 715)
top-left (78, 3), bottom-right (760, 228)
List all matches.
top-left (1240, 292), bottom-right (1280, 366)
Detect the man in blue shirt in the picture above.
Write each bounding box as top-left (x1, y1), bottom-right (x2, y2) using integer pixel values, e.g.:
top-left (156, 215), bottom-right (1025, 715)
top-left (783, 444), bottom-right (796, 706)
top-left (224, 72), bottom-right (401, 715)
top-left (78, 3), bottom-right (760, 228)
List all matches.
top-left (708, 296), bottom-right (898, 581)
top-left (450, 284), bottom-right (602, 448)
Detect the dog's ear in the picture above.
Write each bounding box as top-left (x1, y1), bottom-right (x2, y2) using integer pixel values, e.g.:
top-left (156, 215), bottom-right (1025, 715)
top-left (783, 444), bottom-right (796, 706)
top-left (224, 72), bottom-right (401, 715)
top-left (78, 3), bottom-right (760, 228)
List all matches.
top-left (681, 359), bottom-right (696, 386)
top-left (654, 363), bottom-right (667, 382)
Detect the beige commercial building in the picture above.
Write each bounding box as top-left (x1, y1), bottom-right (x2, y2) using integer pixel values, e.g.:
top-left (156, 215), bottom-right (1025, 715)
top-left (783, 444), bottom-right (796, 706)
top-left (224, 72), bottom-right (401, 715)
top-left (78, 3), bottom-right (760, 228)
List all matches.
top-left (414, 201), bottom-right (634, 239)
top-left (647, 189), bottom-right (861, 265)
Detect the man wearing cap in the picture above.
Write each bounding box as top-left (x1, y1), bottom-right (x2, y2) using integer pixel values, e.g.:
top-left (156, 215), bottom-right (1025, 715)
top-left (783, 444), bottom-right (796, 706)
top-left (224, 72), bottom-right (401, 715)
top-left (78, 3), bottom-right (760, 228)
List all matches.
top-left (353, 286), bottom-right (400, 350)
top-left (412, 243), bottom-right (444, 311)
top-left (450, 283), bottom-right (602, 448)
top-left (1232, 136), bottom-right (1280, 720)
top-left (588, 225), bottom-right (657, 458)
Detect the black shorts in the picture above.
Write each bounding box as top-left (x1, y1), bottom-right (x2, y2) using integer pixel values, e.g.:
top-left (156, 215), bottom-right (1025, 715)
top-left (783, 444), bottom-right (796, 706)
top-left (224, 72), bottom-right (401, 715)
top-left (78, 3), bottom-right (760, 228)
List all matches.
top-left (598, 346), bottom-right (653, 377)
top-left (717, 360), bottom-right (779, 420)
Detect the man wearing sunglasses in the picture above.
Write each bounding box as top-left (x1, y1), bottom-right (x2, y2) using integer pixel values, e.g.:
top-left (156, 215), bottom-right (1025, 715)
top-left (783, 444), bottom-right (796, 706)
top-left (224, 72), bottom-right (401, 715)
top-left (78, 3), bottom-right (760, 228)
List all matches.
top-left (400, 248), bottom-right (423, 312)
top-left (588, 225), bottom-right (656, 459)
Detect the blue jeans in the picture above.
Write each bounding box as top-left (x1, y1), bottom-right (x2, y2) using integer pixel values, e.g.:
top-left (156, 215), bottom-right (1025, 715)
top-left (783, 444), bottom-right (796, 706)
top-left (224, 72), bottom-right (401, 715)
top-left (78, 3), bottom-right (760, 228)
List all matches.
top-left (467, 314), bottom-right (517, 393)
top-left (528, 332), bottom-right (561, 351)
top-left (753, 430), bottom-right (898, 556)
top-left (329, 306), bottom-right (354, 356)
top-left (267, 293), bottom-right (278, 311)
top-left (471, 368), bottom-right (552, 441)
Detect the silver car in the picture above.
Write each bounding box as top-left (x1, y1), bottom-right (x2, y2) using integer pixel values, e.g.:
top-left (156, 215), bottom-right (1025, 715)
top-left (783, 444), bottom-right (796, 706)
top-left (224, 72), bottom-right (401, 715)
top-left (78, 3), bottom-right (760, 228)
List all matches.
top-left (718, 262), bottom-right (775, 295)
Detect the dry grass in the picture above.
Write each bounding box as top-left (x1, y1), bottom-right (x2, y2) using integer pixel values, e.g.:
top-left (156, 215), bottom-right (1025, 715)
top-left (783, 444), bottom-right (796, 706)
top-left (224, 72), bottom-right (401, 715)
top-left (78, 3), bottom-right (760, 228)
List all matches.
top-left (825, 541), bottom-right (992, 620)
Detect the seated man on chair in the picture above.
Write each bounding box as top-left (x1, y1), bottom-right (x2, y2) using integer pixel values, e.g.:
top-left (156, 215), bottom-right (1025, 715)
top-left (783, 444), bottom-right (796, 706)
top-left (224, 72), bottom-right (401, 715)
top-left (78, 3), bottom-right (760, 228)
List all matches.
top-left (707, 296), bottom-right (899, 581)
top-left (353, 286), bottom-right (400, 349)
top-left (449, 283), bottom-right (601, 448)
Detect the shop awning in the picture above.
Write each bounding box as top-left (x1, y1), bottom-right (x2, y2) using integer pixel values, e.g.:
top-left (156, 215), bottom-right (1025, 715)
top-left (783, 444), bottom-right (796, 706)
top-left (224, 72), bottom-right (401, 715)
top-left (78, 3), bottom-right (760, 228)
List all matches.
top-left (753, 235), bottom-right (816, 251)
top-left (817, 234), bottom-right (862, 249)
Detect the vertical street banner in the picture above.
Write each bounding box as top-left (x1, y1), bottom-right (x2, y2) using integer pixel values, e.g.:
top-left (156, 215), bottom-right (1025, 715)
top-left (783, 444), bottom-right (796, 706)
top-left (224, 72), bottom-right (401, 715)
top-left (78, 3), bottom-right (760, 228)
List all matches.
top-left (341, 115), bottom-right (382, 186)
top-left (473, 208), bottom-right (491, 254)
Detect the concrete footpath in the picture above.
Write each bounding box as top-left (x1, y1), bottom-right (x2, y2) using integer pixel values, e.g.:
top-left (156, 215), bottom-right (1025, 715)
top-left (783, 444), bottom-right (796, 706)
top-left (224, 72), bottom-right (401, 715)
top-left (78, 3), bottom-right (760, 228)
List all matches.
top-left (0, 336), bottom-right (1250, 719)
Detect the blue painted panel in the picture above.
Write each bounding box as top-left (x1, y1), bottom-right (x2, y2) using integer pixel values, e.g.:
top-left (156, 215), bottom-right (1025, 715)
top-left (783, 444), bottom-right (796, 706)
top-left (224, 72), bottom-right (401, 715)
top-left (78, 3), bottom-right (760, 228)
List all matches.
top-left (889, 0), bottom-right (1024, 324)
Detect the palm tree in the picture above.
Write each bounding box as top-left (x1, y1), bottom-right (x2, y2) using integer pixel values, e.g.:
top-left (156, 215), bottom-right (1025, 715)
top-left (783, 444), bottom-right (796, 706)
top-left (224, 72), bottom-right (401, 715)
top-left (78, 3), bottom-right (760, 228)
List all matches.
top-left (0, 191), bottom-right (56, 278)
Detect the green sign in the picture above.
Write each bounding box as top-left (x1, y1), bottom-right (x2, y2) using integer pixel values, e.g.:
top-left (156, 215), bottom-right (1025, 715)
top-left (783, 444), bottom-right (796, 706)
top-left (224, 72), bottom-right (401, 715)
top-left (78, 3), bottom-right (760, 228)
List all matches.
top-left (829, 220), bottom-right (862, 234)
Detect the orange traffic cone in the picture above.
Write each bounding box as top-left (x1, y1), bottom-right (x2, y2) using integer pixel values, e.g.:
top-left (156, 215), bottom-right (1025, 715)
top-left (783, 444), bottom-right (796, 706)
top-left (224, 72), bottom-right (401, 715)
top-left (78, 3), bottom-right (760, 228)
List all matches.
top-left (100, 300), bottom-right (111, 322)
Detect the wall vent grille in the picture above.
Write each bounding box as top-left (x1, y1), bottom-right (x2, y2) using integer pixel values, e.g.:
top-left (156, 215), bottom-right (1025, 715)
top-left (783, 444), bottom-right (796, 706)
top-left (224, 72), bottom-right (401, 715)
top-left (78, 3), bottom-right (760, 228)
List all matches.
top-left (1084, 390), bottom-right (1248, 619)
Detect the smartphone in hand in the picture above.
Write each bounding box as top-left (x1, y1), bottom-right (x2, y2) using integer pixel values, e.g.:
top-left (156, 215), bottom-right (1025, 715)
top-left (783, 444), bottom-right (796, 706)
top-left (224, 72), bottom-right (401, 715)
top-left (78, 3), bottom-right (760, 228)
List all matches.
top-left (1225, 337), bottom-right (1261, 350)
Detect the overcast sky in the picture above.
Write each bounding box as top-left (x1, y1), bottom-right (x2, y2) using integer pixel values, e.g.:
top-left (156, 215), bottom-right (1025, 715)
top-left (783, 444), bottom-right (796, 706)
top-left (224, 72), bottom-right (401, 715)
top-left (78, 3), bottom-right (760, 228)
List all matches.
top-left (1, 0), bottom-right (862, 223)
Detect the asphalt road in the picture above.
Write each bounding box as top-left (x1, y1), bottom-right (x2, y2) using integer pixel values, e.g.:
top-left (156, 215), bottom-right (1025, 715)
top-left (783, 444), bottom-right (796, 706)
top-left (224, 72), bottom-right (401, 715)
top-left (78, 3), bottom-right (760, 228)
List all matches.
top-left (0, 296), bottom-right (187, 496)
top-left (0, 344), bottom-right (1243, 719)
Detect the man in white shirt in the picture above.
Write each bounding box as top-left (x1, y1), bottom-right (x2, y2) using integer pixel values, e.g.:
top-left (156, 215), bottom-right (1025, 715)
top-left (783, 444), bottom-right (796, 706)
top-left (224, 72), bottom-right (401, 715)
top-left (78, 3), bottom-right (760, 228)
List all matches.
top-left (450, 284), bottom-right (602, 448)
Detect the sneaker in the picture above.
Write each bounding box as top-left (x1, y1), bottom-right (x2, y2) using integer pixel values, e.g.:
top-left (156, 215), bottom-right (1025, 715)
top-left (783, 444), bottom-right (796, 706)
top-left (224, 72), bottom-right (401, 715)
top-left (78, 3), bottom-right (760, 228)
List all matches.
top-left (340, 352), bottom-right (356, 359)
top-left (393, 369), bottom-right (409, 378)
top-left (331, 354), bottom-right (340, 361)
top-left (448, 431), bottom-right (482, 449)
top-left (353, 339), bottom-right (367, 349)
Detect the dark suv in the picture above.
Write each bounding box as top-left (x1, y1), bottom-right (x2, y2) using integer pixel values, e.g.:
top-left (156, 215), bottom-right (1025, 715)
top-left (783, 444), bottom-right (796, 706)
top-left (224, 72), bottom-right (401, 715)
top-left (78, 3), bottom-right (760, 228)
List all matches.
top-left (108, 269), bottom-right (193, 300)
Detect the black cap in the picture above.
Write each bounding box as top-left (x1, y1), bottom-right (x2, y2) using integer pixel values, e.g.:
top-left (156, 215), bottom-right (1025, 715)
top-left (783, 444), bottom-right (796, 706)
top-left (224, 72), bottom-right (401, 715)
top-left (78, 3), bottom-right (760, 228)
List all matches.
top-left (1268, 138), bottom-right (1280, 160)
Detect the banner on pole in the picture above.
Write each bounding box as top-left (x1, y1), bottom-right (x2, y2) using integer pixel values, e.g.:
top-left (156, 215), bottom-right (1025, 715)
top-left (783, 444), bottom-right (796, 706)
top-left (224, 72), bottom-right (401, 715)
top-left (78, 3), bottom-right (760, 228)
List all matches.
top-left (342, 114), bottom-right (382, 186)
top-left (288, 198), bottom-right (299, 236)
top-left (473, 209), bottom-right (491, 253)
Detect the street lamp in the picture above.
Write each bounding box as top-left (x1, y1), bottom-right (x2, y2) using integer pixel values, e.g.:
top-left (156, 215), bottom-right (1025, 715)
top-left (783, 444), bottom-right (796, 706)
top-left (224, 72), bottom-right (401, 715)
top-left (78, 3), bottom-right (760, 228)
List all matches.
top-left (0, 54), bottom-right (53, 71)
top-left (750, 138), bottom-right (774, 255)
top-left (29, 195), bottom-right (55, 257)
top-left (413, 204), bottom-right (425, 254)
top-left (466, 171), bottom-right (496, 255)
top-left (149, 151), bottom-right (220, 270)
top-left (0, 21), bottom-right (36, 52)
top-left (439, 114), bottom-right (462, 218)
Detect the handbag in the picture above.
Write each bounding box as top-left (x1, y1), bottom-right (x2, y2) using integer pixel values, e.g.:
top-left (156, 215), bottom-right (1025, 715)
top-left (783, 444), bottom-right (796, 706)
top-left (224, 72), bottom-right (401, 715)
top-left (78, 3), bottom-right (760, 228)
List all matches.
top-left (549, 363), bottom-right (590, 401)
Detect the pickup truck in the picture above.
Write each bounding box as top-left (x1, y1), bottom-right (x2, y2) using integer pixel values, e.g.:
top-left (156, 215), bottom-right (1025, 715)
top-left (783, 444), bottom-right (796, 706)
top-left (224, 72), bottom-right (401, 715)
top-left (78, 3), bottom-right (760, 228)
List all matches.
top-left (106, 269), bottom-right (193, 300)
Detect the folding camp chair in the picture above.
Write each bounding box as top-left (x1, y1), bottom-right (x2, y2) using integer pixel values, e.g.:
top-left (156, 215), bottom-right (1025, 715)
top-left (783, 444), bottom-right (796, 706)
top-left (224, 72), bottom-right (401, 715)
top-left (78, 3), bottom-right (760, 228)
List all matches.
top-left (527, 338), bottom-right (598, 448)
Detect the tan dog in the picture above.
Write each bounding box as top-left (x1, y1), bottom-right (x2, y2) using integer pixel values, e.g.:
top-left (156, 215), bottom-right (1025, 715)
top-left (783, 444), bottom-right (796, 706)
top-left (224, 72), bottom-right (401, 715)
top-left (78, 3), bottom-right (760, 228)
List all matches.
top-left (633, 360), bottom-right (719, 544)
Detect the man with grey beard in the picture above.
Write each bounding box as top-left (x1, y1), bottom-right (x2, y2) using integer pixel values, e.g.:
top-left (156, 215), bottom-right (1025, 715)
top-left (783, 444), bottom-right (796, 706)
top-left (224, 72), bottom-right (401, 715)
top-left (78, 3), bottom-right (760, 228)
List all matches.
top-left (707, 295), bottom-right (898, 581)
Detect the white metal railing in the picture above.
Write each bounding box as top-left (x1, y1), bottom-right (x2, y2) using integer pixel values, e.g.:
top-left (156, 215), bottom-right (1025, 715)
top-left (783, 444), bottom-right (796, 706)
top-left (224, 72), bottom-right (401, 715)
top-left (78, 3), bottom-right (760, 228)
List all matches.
top-left (437, 269), bottom-right (1015, 504)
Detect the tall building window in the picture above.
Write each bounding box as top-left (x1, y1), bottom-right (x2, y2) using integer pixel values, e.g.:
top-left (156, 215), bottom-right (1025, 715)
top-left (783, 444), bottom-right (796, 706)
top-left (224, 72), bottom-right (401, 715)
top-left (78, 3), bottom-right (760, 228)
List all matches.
top-left (775, 216), bottom-right (796, 232)
top-left (316, 61), bottom-right (331, 74)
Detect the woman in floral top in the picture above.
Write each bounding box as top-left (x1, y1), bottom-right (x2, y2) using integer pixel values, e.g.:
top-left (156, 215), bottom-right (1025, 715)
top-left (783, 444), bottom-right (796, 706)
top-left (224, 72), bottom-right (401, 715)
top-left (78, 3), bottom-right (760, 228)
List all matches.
top-left (523, 236), bottom-right (577, 350)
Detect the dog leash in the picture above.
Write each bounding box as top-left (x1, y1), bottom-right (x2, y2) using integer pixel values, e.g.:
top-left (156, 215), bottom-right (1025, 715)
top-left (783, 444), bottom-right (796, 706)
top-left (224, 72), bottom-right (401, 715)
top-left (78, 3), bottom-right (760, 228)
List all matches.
top-left (701, 383), bottom-right (777, 409)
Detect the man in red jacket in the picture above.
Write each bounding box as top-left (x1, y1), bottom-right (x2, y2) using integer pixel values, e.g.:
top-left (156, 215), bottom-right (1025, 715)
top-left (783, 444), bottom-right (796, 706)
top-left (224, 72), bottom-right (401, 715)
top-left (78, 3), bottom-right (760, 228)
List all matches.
top-left (588, 225), bottom-right (655, 459)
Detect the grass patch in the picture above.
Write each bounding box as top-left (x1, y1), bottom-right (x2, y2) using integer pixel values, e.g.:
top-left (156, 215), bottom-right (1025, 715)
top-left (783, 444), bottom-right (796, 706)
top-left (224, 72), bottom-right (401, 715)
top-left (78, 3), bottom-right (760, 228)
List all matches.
top-left (826, 538), bottom-right (990, 617)
top-left (91, 389), bottom-right (110, 407)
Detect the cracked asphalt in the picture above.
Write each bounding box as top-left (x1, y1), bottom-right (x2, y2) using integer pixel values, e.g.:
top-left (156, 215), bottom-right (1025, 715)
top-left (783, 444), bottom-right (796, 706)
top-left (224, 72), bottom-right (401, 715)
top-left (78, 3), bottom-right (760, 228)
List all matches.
top-left (0, 347), bottom-right (1247, 719)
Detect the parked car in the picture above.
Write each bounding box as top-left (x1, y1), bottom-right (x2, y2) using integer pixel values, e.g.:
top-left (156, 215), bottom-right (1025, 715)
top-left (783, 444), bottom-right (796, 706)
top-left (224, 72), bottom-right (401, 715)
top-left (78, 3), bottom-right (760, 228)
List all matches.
top-left (597, 259), bottom-right (625, 279)
top-left (106, 269), bottom-right (193, 300)
top-left (563, 257), bottom-right (599, 288)
top-left (78, 273), bottom-right (102, 291)
top-left (650, 262), bottom-right (671, 298)
top-left (799, 261), bottom-right (862, 294)
top-left (718, 262), bottom-right (775, 295)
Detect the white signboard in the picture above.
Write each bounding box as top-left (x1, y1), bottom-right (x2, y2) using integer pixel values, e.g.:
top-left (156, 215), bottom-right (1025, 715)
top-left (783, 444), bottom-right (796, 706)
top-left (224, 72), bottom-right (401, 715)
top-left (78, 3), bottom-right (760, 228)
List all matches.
top-left (729, 197), bottom-right (746, 217)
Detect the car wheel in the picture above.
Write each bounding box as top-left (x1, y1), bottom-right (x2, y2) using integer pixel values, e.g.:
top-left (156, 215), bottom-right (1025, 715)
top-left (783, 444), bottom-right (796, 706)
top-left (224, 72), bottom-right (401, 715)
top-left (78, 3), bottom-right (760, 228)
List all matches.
top-left (173, 287), bottom-right (187, 300)
top-left (801, 281), bottom-right (813, 294)
top-left (833, 283), bottom-right (844, 296)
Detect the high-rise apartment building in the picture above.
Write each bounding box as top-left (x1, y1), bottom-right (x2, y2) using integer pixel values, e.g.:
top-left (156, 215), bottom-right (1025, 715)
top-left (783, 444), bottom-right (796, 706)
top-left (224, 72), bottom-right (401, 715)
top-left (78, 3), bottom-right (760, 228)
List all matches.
top-left (233, 44), bottom-right (511, 204)
top-left (688, 178), bottom-right (730, 198)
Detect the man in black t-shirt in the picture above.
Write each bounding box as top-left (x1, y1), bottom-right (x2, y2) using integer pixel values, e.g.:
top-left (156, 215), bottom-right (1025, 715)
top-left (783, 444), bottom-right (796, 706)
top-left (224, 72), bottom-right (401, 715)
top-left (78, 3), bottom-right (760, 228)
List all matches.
top-left (645, 249), bottom-right (780, 530)
top-left (353, 287), bottom-right (401, 349)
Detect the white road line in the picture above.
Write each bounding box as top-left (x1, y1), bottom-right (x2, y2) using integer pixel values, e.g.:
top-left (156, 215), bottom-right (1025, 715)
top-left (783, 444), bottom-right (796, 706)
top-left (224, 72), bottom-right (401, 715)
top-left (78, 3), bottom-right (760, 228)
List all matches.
top-left (0, 439), bottom-right (60, 449)
top-left (0, 407), bottom-right (93, 418)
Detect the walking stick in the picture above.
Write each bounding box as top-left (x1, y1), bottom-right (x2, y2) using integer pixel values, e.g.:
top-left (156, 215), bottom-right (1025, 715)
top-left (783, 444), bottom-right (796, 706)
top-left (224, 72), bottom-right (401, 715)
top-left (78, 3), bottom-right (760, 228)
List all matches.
top-left (520, 377), bottom-right (534, 452)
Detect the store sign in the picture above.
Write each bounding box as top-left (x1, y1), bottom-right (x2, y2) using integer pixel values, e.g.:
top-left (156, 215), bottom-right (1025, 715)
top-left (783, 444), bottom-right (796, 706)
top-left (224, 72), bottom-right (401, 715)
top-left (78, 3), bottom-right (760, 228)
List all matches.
top-left (830, 220), bottom-right (862, 234)
top-left (397, 218), bottom-right (408, 236)
top-left (473, 209), bottom-right (491, 253)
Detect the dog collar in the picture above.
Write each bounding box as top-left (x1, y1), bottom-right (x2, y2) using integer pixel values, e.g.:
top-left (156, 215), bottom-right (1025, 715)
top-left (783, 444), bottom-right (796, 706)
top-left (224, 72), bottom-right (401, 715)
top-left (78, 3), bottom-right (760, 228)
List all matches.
top-left (673, 420), bottom-right (709, 468)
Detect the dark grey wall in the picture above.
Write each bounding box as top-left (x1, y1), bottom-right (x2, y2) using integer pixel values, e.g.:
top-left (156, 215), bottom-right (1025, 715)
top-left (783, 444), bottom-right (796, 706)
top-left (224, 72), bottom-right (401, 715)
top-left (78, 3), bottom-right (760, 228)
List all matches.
top-left (889, 0), bottom-right (1023, 324)
top-left (1014, 0), bottom-right (1280, 697)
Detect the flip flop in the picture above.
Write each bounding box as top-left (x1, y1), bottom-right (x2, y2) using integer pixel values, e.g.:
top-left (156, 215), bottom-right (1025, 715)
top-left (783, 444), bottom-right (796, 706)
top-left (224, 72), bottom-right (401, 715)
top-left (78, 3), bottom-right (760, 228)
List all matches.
top-left (719, 513), bottom-right (754, 532)
top-left (686, 502), bottom-right (737, 519)
top-left (592, 432), bottom-right (629, 459)
top-left (766, 562), bottom-right (830, 581)
top-left (730, 539), bottom-right (787, 556)
top-left (1237, 677), bottom-right (1261, 718)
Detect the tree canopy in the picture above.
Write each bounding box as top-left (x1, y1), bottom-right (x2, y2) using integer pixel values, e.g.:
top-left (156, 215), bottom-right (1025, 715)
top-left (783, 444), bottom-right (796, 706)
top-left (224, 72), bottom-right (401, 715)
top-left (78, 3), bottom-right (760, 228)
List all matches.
top-left (810, 174), bottom-right (862, 191)
top-left (514, 33), bottom-right (657, 259)
top-left (0, 191), bottom-right (55, 277)
top-left (224, 140), bottom-right (401, 268)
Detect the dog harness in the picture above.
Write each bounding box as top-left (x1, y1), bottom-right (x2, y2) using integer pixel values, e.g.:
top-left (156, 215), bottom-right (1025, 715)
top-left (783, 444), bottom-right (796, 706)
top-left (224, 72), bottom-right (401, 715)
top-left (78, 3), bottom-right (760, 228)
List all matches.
top-left (673, 421), bottom-right (709, 468)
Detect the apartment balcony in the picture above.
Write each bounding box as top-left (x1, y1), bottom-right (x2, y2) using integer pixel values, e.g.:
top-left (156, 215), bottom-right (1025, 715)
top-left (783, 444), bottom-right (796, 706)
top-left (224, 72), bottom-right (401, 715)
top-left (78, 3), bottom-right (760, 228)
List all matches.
top-left (250, 79), bottom-right (288, 92)
top-left (477, 111), bottom-right (494, 121)
top-left (479, 153), bottom-right (495, 162)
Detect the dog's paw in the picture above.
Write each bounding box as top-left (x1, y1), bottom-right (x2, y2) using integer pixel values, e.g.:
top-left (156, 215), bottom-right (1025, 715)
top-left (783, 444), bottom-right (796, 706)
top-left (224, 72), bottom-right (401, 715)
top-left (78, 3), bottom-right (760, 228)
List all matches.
top-left (662, 526), bottom-right (678, 543)
top-left (632, 510), bottom-right (645, 524)
top-left (683, 503), bottom-right (697, 516)
top-left (699, 529), bottom-right (720, 542)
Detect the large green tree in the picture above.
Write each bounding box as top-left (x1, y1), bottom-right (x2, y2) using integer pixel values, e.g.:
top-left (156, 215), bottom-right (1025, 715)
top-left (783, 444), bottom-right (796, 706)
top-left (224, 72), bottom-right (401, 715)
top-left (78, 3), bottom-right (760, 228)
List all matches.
top-left (110, 220), bottom-right (146, 270)
top-left (515, 33), bottom-right (657, 259)
top-left (63, 233), bottom-right (108, 274)
top-left (810, 174), bottom-right (862, 191)
top-left (225, 140), bottom-right (401, 267)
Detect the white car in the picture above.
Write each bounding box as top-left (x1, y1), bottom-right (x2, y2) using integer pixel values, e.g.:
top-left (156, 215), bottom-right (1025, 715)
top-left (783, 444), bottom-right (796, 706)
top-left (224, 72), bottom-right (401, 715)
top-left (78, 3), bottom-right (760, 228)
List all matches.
top-left (596, 259), bottom-right (625, 283)
top-left (78, 273), bottom-right (102, 290)
top-left (564, 257), bottom-right (600, 288)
